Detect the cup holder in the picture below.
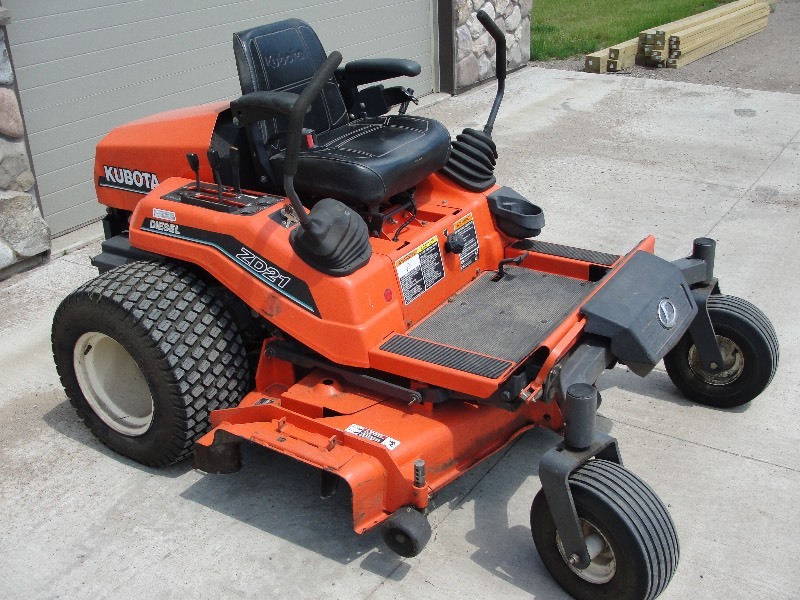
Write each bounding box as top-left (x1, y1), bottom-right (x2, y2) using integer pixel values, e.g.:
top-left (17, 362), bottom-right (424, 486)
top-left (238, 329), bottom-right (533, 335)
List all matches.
top-left (487, 187), bottom-right (545, 238)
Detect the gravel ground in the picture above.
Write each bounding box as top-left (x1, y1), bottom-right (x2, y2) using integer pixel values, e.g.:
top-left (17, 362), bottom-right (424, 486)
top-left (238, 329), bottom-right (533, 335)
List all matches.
top-left (530, 0), bottom-right (799, 94)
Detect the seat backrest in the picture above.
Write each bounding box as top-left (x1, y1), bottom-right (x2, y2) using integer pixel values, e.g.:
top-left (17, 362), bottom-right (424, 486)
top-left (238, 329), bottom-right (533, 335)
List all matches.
top-left (233, 19), bottom-right (348, 164)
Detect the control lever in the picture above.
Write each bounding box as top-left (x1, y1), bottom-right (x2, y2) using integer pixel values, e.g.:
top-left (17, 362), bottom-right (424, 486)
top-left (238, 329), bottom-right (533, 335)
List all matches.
top-left (399, 87), bottom-right (419, 115)
top-left (476, 10), bottom-right (506, 136)
top-left (186, 153), bottom-right (201, 191)
top-left (206, 148), bottom-right (223, 202)
top-left (494, 252), bottom-right (529, 280)
top-left (229, 146), bottom-right (241, 195)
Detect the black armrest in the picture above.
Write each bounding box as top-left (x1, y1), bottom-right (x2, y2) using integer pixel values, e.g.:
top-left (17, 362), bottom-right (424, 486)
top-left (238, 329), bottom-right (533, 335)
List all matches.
top-left (341, 58), bottom-right (421, 87)
top-left (230, 91), bottom-right (306, 127)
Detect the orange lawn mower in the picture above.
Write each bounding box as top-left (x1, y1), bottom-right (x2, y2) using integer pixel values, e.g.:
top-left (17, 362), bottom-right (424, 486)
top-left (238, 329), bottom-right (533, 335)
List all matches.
top-left (52, 13), bottom-right (778, 600)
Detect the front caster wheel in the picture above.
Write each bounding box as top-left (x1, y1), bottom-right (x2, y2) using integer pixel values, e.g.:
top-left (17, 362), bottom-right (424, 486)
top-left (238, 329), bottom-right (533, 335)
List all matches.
top-left (382, 506), bottom-right (431, 558)
top-left (664, 294), bottom-right (778, 408)
top-left (531, 460), bottom-right (679, 600)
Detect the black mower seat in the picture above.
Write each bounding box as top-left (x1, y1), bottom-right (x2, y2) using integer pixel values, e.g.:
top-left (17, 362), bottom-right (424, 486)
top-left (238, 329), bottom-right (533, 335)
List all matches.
top-left (233, 19), bottom-right (451, 206)
top-left (271, 114), bottom-right (450, 206)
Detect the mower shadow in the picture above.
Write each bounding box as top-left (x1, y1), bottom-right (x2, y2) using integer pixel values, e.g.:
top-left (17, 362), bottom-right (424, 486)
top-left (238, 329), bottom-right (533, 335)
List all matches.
top-left (180, 443), bottom-right (406, 572)
top-left (42, 398), bottom-right (200, 479)
top-left (177, 420), bottom-right (614, 591)
top-left (597, 364), bottom-right (750, 414)
top-left (43, 393), bottom-right (411, 574)
top-left (457, 422), bottom-right (614, 598)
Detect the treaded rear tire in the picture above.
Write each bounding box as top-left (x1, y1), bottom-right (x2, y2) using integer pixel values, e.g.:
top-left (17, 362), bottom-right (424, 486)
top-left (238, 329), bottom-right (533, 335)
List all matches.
top-left (52, 260), bottom-right (252, 466)
top-left (664, 294), bottom-right (778, 408)
top-left (531, 460), bottom-right (679, 600)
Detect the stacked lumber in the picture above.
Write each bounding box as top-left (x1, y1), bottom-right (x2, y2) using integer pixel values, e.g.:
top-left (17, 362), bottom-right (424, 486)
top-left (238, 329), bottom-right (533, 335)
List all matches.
top-left (585, 48), bottom-right (610, 74)
top-left (639, 0), bottom-right (769, 68)
top-left (664, 3), bottom-right (769, 67)
top-left (607, 38), bottom-right (640, 72)
top-left (584, 0), bottom-right (769, 73)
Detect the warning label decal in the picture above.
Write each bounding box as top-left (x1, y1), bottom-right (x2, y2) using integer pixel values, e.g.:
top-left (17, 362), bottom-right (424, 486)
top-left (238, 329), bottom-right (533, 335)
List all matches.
top-left (454, 212), bottom-right (479, 270)
top-left (345, 424), bottom-right (401, 450)
top-left (395, 236), bottom-right (445, 305)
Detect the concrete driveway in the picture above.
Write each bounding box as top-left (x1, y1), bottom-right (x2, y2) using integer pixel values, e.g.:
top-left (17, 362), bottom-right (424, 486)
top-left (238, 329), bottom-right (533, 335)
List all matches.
top-left (2, 66), bottom-right (799, 599)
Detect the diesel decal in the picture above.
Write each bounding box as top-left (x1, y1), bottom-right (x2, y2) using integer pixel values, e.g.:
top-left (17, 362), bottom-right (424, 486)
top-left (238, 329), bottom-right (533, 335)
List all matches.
top-left (139, 219), bottom-right (318, 315)
top-left (235, 247), bottom-right (291, 289)
top-left (98, 165), bottom-right (159, 194)
top-left (146, 219), bottom-right (180, 235)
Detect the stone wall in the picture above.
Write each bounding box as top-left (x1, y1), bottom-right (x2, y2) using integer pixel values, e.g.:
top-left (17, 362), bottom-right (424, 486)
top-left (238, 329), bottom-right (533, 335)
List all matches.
top-left (0, 8), bottom-right (50, 279)
top-left (455, 0), bottom-right (532, 90)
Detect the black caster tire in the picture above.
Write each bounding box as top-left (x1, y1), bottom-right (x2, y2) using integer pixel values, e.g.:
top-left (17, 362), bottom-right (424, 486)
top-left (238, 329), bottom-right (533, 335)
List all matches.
top-left (52, 260), bottom-right (252, 467)
top-left (664, 294), bottom-right (778, 408)
top-left (531, 460), bottom-right (679, 600)
top-left (382, 506), bottom-right (432, 558)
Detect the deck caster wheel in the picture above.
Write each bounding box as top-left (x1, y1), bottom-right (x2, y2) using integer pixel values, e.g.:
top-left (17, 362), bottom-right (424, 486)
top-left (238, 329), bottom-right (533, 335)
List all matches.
top-left (664, 294), bottom-right (778, 408)
top-left (52, 261), bottom-right (251, 467)
top-left (531, 460), bottom-right (679, 600)
top-left (382, 506), bottom-right (432, 558)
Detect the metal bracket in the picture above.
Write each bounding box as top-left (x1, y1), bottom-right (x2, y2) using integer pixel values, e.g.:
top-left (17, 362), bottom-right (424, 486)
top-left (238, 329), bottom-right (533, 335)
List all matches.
top-left (673, 237), bottom-right (724, 371)
top-left (673, 238), bottom-right (716, 287)
top-left (320, 469), bottom-right (340, 499)
top-left (554, 336), bottom-right (613, 403)
top-left (279, 205), bottom-right (300, 229)
top-left (687, 282), bottom-right (725, 370)
top-left (193, 430), bottom-right (243, 474)
top-left (538, 432), bottom-right (622, 570)
top-left (267, 341), bottom-right (423, 404)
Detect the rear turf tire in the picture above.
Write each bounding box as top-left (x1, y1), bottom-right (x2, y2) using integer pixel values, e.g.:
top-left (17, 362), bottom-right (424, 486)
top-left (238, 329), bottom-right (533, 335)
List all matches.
top-left (664, 294), bottom-right (778, 408)
top-left (531, 460), bottom-right (679, 600)
top-left (52, 260), bottom-right (251, 466)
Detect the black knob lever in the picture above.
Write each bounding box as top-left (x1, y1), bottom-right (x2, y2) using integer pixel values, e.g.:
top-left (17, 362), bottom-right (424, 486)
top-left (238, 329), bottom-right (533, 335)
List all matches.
top-left (445, 231), bottom-right (465, 254)
top-left (206, 148), bottom-right (223, 201)
top-left (186, 153), bottom-right (201, 191)
top-left (229, 146), bottom-right (241, 196)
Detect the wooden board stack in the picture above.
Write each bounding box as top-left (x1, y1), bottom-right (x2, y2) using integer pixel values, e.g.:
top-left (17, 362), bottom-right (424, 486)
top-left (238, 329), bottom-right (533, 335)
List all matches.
top-left (584, 0), bottom-right (769, 73)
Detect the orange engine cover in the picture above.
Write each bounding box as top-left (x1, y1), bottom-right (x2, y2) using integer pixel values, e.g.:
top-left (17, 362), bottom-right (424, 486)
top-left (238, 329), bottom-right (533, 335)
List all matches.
top-left (94, 101), bottom-right (228, 212)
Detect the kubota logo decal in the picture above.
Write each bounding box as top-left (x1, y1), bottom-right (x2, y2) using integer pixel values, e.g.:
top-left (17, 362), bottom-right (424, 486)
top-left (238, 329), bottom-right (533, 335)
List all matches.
top-left (98, 165), bottom-right (159, 194)
top-left (265, 49), bottom-right (303, 69)
top-left (657, 298), bottom-right (678, 329)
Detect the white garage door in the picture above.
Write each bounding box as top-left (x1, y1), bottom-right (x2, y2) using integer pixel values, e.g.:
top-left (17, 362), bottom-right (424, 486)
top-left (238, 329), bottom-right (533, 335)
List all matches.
top-left (4, 0), bottom-right (436, 235)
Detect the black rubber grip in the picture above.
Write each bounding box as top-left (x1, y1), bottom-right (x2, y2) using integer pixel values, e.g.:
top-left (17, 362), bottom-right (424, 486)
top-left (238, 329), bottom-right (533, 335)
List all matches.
top-left (477, 10), bottom-right (506, 82)
top-left (206, 148), bottom-right (220, 171)
top-left (284, 51), bottom-right (343, 177)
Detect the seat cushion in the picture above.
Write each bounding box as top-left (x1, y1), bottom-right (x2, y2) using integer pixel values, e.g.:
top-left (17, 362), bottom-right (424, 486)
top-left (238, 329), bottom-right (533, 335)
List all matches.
top-left (271, 114), bottom-right (452, 206)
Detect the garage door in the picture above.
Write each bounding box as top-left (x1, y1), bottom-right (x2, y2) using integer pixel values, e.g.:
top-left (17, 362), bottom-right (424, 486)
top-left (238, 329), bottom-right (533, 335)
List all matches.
top-left (3, 0), bottom-right (436, 236)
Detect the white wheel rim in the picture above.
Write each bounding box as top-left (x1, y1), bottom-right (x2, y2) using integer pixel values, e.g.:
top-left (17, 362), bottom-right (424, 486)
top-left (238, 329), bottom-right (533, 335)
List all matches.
top-left (73, 332), bottom-right (154, 436)
top-left (556, 518), bottom-right (617, 584)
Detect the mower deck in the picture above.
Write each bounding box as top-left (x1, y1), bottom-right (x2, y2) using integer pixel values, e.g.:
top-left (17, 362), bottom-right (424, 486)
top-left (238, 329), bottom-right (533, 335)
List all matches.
top-left (194, 262), bottom-right (604, 535)
top-left (195, 369), bottom-right (551, 534)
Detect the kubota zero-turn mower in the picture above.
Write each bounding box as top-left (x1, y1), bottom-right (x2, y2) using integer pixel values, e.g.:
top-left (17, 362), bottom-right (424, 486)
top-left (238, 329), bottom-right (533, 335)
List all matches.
top-left (52, 12), bottom-right (779, 600)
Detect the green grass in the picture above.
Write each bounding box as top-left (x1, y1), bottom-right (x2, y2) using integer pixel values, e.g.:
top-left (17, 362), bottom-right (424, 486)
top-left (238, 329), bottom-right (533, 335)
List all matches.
top-left (531, 0), bottom-right (735, 60)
